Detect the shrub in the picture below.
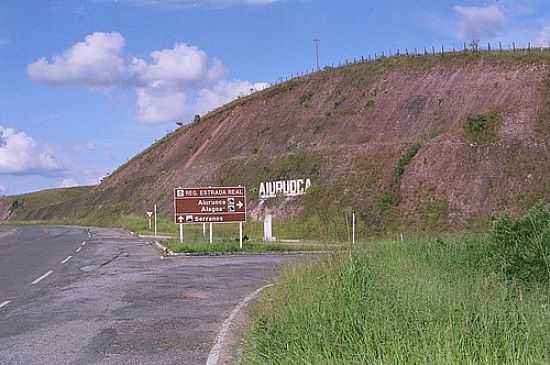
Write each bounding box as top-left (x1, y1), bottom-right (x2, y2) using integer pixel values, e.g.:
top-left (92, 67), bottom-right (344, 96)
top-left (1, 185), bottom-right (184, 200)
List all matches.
top-left (393, 143), bottom-right (421, 185)
top-left (298, 93), bottom-right (313, 105)
top-left (8, 199), bottom-right (21, 214)
top-left (491, 201), bottom-right (550, 282)
top-left (463, 112), bottom-right (500, 142)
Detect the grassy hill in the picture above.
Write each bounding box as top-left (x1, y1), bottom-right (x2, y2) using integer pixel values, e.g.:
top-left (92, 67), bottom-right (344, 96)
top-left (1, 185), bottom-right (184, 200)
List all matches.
top-left (2, 50), bottom-right (550, 237)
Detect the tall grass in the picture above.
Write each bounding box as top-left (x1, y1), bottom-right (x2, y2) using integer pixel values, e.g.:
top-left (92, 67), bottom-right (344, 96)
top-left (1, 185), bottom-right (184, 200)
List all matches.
top-left (242, 236), bottom-right (550, 364)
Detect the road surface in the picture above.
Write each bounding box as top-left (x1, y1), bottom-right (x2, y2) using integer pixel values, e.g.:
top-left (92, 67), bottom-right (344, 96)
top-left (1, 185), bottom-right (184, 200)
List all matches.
top-left (0, 225), bottom-right (296, 365)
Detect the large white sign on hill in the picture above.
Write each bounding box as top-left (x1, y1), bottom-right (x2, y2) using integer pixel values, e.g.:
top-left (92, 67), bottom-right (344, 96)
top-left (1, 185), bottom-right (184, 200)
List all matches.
top-left (259, 178), bottom-right (312, 200)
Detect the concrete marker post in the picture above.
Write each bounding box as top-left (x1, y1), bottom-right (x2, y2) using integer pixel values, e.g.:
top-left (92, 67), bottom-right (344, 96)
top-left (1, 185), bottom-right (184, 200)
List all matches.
top-left (239, 222), bottom-right (243, 249)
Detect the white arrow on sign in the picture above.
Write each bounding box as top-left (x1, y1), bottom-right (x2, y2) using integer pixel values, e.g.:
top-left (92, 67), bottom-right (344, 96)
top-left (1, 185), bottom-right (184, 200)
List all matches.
top-left (177, 216), bottom-right (185, 223)
top-left (236, 201), bottom-right (244, 209)
top-left (146, 211), bottom-right (153, 218)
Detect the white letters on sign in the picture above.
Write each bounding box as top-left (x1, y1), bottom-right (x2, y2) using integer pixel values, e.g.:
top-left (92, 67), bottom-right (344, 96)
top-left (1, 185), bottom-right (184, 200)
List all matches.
top-left (259, 178), bottom-right (312, 199)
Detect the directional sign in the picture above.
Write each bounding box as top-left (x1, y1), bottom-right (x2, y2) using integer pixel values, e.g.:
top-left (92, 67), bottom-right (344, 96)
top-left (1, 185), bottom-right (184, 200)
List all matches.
top-left (174, 187), bottom-right (246, 224)
top-left (146, 211), bottom-right (153, 218)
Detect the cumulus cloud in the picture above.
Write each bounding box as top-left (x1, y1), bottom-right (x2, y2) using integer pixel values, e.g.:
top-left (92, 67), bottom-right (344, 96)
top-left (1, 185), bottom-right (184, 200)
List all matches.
top-left (60, 169), bottom-right (104, 188)
top-left (454, 5), bottom-right (506, 41)
top-left (28, 32), bottom-right (267, 123)
top-left (196, 80), bottom-right (269, 115)
top-left (0, 126), bottom-right (63, 176)
top-left (28, 32), bottom-right (129, 87)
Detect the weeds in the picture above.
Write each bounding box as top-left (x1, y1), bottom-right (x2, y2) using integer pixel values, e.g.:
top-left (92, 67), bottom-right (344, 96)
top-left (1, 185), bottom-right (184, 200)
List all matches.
top-left (491, 201), bottom-right (550, 282)
top-left (463, 112), bottom-right (501, 143)
top-left (242, 235), bottom-right (550, 364)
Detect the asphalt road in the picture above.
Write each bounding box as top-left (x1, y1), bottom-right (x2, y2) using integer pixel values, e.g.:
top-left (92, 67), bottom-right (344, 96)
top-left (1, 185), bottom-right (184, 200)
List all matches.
top-left (0, 225), bottom-right (298, 365)
top-left (0, 226), bottom-right (89, 300)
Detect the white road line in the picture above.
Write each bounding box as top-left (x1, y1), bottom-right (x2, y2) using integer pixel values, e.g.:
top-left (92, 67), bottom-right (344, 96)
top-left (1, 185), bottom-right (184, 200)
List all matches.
top-left (0, 300), bottom-right (11, 310)
top-left (31, 270), bottom-right (53, 285)
top-left (75, 247), bottom-right (82, 253)
top-left (61, 256), bottom-right (73, 264)
top-left (206, 284), bottom-right (274, 365)
top-left (81, 241), bottom-right (86, 246)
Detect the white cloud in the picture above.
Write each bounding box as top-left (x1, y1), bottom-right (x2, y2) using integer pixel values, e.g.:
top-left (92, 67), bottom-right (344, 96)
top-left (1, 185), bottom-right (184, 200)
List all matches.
top-left (454, 5), bottom-right (506, 41)
top-left (60, 178), bottom-right (79, 188)
top-left (28, 33), bottom-right (267, 124)
top-left (196, 80), bottom-right (268, 115)
top-left (0, 126), bottom-right (63, 176)
top-left (60, 170), bottom-right (104, 188)
top-left (0, 185), bottom-right (6, 195)
top-left (136, 87), bottom-right (188, 123)
top-left (28, 32), bottom-right (129, 87)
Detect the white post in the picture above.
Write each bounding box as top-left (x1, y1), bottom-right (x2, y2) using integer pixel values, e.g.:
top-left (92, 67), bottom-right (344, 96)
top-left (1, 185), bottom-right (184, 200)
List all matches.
top-left (352, 212), bottom-right (356, 245)
top-left (209, 223), bottom-right (213, 244)
top-left (263, 214), bottom-right (273, 242)
top-left (202, 223), bottom-right (206, 238)
top-left (179, 223), bottom-right (184, 243)
top-left (239, 222), bottom-right (243, 249)
top-left (148, 218), bottom-right (152, 230)
top-left (154, 204), bottom-right (157, 237)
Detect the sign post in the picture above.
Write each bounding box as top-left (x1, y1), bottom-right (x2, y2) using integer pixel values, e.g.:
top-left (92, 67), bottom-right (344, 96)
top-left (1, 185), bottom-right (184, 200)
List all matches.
top-left (209, 223), bottom-right (213, 244)
top-left (174, 186), bottom-right (247, 246)
top-left (154, 204), bottom-right (157, 237)
top-left (352, 211), bottom-right (356, 245)
top-left (179, 223), bottom-right (184, 243)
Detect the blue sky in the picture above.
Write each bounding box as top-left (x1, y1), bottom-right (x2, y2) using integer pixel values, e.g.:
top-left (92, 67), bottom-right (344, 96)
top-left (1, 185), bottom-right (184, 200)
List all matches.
top-left (1, 0), bottom-right (550, 195)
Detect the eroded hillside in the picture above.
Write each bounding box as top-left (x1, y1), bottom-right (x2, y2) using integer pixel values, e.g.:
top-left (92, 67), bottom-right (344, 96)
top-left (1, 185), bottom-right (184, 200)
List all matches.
top-left (3, 52), bottom-right (550, 232)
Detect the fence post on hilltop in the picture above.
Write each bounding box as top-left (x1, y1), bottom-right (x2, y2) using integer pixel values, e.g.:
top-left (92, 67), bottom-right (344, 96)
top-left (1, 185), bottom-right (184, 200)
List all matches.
top-left (513, 42), bottom-right (516, 53)
top-left (464, 42), bottom-right (467, 52)
top-left (488, 42), bottom-right (491, 52)
top-left (499, 41), bottom-right (502, 53)
top-left (441, 45), bottom-right (444, 55)
top-left (528, 42), bottom-right (531, 54)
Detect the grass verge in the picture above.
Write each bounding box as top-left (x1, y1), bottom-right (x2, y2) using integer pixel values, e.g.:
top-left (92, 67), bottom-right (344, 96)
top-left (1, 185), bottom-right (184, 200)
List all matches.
top-left (165, 240), bottom-right (333, 254)
top-left (241, 235), bottom-right (550, 364)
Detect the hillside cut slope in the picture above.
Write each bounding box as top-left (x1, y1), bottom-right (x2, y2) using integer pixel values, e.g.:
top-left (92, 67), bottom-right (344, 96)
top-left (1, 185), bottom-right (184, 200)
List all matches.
top-left (4, 52), bottom-right (550, 231)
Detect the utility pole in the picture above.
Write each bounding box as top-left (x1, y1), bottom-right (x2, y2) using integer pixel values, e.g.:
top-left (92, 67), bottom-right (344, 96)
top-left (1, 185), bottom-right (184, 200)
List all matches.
top-left (314, 39), bottom-right (320, 71)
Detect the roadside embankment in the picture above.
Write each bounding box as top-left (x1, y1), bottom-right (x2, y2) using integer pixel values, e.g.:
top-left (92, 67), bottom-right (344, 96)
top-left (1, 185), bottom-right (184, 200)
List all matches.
top-left (241, 203), bottom-right (550, 364)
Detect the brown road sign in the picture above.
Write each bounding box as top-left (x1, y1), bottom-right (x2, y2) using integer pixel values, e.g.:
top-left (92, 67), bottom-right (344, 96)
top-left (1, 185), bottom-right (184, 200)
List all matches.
top-left (174, 187), bottom-right (246, 224)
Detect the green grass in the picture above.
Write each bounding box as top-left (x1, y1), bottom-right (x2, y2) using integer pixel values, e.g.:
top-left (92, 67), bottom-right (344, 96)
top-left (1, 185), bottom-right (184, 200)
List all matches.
top-left (5, 186), bottom-right (93, 219)
top-left (165, 240), bottom-right (332, 254)
top-left (241, 235), bottom-right (550, 364)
